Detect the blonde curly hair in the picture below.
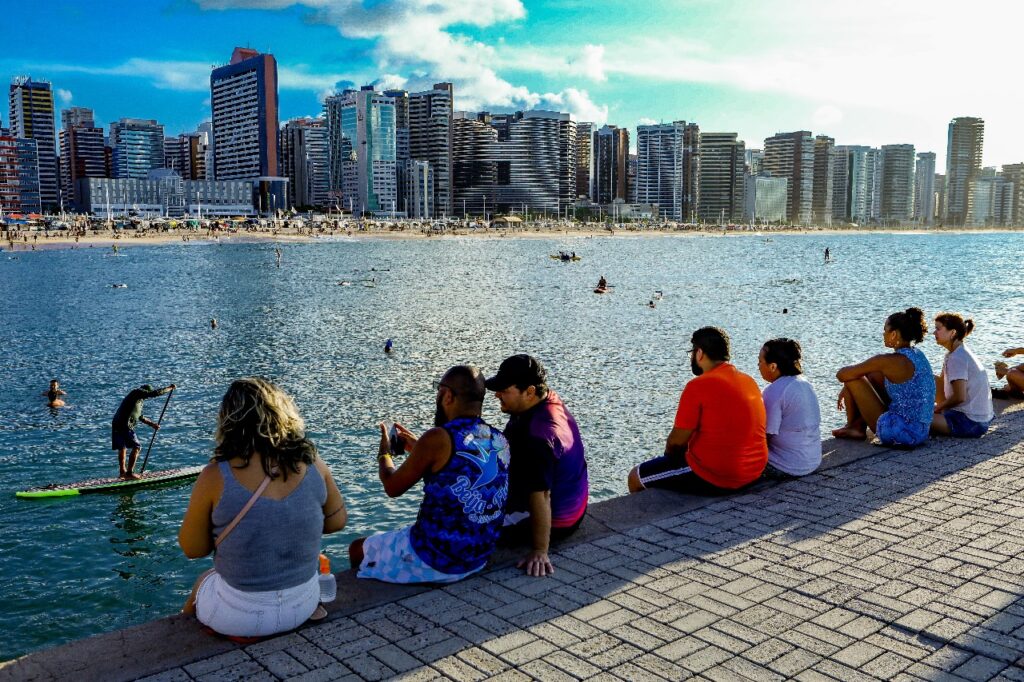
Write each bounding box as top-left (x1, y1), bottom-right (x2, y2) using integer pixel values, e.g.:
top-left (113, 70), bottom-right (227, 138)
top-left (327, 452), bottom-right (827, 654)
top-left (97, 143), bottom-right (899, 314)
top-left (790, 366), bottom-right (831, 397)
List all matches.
top-left (213, 377), bottom-right (316, 479)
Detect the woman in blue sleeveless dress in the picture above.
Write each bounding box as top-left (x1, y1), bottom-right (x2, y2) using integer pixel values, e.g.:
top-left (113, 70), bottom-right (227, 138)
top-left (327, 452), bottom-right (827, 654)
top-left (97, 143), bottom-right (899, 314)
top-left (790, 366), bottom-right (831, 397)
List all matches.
top-left (833, 307), bottom-right (935, 447)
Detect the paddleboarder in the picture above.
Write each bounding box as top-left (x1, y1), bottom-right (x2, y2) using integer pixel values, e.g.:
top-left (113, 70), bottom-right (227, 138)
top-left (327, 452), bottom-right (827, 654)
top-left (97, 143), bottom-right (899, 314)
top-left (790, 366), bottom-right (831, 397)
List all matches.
top-left (41, 379), bottom-right (67, 408)
top-left (112, 383), bottom-right (175, 480)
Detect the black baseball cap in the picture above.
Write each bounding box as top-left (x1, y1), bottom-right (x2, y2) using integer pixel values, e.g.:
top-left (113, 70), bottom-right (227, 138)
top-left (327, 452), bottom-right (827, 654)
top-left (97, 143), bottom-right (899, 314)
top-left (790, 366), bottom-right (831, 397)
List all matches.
top-left (485, 354), bottom-right (547, 391)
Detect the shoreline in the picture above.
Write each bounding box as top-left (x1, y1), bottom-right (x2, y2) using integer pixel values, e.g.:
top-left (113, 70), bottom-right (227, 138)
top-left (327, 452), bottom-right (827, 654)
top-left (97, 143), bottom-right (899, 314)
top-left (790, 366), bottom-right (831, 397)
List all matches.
top-left (3, 224), bottom-right (1023, 252)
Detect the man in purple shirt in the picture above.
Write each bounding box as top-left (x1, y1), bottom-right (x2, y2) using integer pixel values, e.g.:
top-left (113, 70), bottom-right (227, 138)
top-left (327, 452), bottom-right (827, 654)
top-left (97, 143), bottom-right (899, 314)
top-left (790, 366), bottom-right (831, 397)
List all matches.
top-left (487, 354), bottom-right (589, 577)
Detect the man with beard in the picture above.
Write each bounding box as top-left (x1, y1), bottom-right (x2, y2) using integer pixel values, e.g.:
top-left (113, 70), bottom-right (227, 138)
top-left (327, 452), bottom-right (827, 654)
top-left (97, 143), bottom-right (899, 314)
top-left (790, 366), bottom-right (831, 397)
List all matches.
top-left (349, 365), bottom-right (511, 584)
top-left (486, 354), bottom-right (589, 578)
top-left (627, 327), bottom-right (767, 494)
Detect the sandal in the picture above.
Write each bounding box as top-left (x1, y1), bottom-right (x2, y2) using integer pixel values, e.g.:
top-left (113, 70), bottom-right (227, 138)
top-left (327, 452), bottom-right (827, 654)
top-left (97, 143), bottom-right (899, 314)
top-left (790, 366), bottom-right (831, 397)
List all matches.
top-left (309, 604), bottom-right (328, 622)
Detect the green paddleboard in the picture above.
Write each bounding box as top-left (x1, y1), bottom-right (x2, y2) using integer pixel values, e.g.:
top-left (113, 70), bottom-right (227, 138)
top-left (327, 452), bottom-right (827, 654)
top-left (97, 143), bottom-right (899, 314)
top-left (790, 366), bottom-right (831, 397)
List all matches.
top-left (16, 465), bottom-right (204, 499)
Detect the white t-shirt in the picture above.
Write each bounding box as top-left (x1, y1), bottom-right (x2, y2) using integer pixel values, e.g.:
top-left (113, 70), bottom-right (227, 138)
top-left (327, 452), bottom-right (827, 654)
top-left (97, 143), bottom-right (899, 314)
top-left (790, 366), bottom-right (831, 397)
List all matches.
top-left (943, 344), bottom-right (993, 424)
top-left (763, 375), bottom-right (822, 476)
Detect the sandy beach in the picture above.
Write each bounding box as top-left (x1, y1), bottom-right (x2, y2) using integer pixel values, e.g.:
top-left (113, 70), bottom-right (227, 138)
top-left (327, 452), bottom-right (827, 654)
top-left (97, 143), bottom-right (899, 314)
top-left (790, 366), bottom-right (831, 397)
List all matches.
top-left (2, 222), bottom-right (1021, 252)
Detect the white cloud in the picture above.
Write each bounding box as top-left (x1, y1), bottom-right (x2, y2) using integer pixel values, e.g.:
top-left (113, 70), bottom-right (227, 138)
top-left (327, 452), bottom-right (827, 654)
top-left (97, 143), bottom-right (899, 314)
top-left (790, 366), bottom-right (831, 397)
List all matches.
top-left (56, 88), bottom-right (73, 105)
top-left (637, 117), bottom-right (657, 126)
top-left (812, 105), bottom-right (843, 130)
top-left (195, 0), bottom-right (611, 119)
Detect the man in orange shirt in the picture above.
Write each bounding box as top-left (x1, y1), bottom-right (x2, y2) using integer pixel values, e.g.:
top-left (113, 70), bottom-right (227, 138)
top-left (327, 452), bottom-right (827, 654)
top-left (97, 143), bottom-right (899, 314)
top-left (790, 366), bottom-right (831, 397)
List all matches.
top-left (628, 326), bottom-right (767, 494)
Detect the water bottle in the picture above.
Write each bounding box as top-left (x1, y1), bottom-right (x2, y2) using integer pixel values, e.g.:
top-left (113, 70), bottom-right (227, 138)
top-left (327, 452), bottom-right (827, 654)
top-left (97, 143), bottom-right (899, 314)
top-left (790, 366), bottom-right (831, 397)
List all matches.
top-left (318, 553), bottom-right (336, 603)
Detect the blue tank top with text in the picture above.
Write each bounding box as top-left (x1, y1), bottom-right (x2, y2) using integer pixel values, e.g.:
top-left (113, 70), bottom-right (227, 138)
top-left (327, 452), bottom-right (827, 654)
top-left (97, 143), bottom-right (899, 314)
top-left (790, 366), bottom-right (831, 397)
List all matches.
top-left (409, 417), bottom-right (510, 575)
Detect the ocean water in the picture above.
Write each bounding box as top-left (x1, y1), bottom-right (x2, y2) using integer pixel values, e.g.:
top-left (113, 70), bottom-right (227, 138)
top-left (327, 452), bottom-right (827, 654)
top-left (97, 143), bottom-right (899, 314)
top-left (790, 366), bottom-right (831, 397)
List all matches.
top-left (1, 231), bottom-right (1022, 659)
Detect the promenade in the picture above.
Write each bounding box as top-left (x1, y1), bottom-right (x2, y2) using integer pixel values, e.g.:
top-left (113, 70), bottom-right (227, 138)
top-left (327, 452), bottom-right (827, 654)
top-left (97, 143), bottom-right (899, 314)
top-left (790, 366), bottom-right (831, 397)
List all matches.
top-left (4, 401), bottom-right (1024, 682)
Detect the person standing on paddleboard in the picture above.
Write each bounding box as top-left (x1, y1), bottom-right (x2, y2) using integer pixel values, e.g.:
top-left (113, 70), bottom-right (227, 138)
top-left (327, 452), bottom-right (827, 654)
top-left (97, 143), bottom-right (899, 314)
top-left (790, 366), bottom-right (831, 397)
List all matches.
top-left (112, 383), bottom-right (175, 480)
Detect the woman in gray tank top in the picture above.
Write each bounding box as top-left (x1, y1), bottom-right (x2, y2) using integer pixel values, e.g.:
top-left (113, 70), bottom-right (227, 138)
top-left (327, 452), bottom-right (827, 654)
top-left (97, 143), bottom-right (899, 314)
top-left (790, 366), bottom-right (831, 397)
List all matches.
top-left (179, 378), bottom-right (347, 639)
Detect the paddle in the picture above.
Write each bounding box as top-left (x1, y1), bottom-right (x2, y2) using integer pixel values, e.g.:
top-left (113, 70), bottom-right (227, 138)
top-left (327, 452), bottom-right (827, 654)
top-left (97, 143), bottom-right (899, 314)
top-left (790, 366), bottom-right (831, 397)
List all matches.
top-left (139, 388), bottom-right (174, 474)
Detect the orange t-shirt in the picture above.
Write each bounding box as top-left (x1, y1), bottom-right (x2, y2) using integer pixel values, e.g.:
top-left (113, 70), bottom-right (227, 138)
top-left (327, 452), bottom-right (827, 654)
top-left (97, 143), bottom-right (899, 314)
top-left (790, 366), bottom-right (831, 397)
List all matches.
top-left (673, 362), bottom-right (768, 488)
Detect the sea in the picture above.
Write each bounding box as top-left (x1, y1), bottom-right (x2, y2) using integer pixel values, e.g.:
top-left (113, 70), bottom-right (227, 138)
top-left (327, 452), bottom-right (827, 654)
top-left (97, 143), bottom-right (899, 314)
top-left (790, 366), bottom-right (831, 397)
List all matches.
top-left (1, 231), bottom-right (1022, 659)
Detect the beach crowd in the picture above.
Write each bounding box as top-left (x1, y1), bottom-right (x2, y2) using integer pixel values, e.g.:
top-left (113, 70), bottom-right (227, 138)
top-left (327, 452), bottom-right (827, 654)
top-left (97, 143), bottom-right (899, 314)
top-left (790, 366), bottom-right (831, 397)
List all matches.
top-left (111, 309), bottom-right (1022, 641)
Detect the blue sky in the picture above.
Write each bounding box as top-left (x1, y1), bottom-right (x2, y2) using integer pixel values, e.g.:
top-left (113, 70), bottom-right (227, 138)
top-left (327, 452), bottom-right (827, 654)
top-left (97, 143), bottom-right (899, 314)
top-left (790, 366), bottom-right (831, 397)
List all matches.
top-left (4, 1), bottom-right (1022, 168)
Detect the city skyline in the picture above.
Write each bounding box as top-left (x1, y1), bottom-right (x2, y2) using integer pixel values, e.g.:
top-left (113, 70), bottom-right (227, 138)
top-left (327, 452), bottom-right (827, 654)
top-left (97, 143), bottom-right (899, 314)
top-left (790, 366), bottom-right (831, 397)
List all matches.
top-left (4, 1), bottom-right (1024, 170)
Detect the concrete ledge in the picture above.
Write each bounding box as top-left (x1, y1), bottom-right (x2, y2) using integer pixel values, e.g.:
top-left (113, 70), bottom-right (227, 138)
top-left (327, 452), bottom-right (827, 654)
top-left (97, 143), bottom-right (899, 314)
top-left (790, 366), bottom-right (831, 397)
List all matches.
top-left (3, 398), bottom-right (1021, 681)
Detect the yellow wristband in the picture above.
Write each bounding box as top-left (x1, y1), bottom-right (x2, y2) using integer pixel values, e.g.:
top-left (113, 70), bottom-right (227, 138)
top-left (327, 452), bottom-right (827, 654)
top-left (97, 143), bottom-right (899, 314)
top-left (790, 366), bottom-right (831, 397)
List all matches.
top-left (378, 453), bottom-right (393, 463)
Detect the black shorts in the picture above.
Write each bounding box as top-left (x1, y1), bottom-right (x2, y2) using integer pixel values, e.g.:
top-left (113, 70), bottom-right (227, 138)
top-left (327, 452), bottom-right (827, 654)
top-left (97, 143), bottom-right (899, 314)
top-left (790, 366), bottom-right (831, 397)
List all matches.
top-left (635, 454), bottom-right (733, 496)
top-left (111, 428), bottom-right (141, 451)
top-left (499, 507), bottom-right (586, 547)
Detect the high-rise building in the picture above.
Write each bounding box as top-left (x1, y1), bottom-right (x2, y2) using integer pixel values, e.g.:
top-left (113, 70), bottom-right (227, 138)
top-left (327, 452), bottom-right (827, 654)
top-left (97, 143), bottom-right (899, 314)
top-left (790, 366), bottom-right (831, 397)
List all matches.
top-left (279, 118), bottom-right (329, 209)
top-left (8, 77), bottom-right (57, 210)
top-left (698, 132), bottom-right (745, 223)
top-left (383, 89), bottom-right (411, 214)
top-left (59, 107), bottom-right (106, 211)
top-left (197, 122), bottom-right (215, 180)
top-left (592, 124), bottom-right (629, 204)
top-left (835, 145), bottom-right (881, 224)
top-left (879, 144), bottom-right (915, 224)
top-left (744, 175), bottom-right (787, 223)
top-left (745, 149), bottom-right (764, 175)
top-left (575, 122), bottom-right (593, 199)
top-left (324, 87), bottom-right (397, 215)
top-left (403, 160), bottom-right (433, 218)
top-left (967, 168), bottom-right (1014, 227)
top-left (763, 131), bottom-right (814, 224)
top-left (210, 47), bottom-right (279, 180)
top-left (913, 152), bottom-right (936, 225)
top-left (934, 174), bottom-right (946, 222)
top-left (831, 151), bottom-right (849, 223)
top-left (811, 135), bottom-right (835, 225)
top-left (488, 110), bottom-right (576, 215)
top-left (999, 163), bottom-right (1024, 227)
top-left (635, 122), bottom-right (699, 222)
top-left (452, 111), bottom-right (498, 216)
top-left (109, 118), bottom-right (165, 179)
top-left (943, 117), bottom-right (984, 226)
top-left (409, 83), bottom-right (453, 217)
top-left (164, 132), bottom-right (208, 181)
top-left (0, 128), bottom-right (41, 213)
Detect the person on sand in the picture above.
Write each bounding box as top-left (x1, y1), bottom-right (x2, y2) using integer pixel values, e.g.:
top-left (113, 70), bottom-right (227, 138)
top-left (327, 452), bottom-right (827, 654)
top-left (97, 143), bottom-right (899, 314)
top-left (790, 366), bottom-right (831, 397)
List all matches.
top-left (833, 307), bottom-right (934, 447)
top-left (994, 347), bottom-right (1024, 398)
top-left (349, 365), bottom-right (510, 584)
top-left (42, 379), bottom-right (67, 408)
top-left (627, 326), bottom-right (767, 494)
top-left (757, 339), bottom-right (821, 479)
top-left (179, 378), bottom-right (346, 639)
top-left (112, 383), bottom-right (175, 479)
top-left (931, 313), bottom-right (992, 438)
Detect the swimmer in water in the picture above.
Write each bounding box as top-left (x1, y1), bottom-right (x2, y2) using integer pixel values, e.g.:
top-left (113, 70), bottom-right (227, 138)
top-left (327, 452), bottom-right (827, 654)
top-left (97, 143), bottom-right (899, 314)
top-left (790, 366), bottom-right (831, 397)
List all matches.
top-left (824, 247), bottom-right (830, 263)
top-left (112, 244), bottom-right (119, 255)
top-left (210, 318), bottom-right (218, 329)
top-left (42, 379), bottom-right (67, 407)
top-left (384, 338), bottom-right (394, 353)
top-left (275, 246), bottom-right (282, 268)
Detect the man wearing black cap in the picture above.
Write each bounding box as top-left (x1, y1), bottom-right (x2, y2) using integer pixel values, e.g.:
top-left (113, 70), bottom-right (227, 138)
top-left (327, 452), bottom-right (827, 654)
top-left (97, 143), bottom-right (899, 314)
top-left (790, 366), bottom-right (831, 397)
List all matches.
top-left (486, 354), bottom-right (589, 577)
top-left (112, 383), bottom-right (174, 479)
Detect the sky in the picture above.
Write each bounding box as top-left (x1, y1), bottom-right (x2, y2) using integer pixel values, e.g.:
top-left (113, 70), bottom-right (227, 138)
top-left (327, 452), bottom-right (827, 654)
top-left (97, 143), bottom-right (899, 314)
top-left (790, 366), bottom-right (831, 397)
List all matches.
top-left (3, 0), bottom-right (1022, 169)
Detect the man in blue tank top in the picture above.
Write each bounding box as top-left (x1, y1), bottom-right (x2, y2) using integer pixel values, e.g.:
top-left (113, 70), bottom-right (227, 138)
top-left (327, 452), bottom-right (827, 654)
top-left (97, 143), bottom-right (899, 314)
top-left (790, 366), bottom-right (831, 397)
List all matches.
top-left (349, 365), bottom-right (511, 584)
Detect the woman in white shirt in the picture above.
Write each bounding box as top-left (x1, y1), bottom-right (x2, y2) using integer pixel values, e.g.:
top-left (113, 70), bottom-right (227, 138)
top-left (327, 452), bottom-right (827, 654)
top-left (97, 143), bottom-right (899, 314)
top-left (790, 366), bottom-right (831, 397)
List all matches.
top-left (757, 338), bottom-right (821, 478)
top-left (931, 313), bottom-right (993, 438)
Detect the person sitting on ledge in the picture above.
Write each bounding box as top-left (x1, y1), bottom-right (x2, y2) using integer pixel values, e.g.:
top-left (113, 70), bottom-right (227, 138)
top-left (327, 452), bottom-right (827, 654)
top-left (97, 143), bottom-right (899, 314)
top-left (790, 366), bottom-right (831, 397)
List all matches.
top-left (757, 338), bottom-right (821, 479)
top-left (486, 354), bottom-right (589, 578)
top-left (179, 378), bottom-right (347, 639)
top-left (931, 313), bottom-right (992, 438)
top-left (994, 346), bottom-right (1024, 398)
top-left (628, 326), bottom-right (767, 494)
top-left (349, 365), bottom-right (510, 584)
top-left (833, 307), bottom-right (934, 448)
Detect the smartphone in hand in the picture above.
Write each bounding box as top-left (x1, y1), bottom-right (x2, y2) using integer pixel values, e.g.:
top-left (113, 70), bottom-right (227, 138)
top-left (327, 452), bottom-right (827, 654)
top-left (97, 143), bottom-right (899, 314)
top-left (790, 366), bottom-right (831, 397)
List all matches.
top-left (383, 420), bottom-right (404, 457)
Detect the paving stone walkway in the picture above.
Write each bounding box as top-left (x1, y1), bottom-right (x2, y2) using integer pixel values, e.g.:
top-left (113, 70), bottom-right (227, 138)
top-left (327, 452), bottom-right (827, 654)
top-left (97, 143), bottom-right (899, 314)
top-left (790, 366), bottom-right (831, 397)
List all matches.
top-left (6, 404), bottom-right (1024, 682)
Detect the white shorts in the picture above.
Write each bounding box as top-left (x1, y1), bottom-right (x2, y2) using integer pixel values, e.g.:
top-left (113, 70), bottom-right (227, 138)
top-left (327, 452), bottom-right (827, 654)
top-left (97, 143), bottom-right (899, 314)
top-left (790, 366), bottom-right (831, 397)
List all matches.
top-left (195, 570), bottom-right (319, 637)
top-left (358, 526), bottom-right (482, 584)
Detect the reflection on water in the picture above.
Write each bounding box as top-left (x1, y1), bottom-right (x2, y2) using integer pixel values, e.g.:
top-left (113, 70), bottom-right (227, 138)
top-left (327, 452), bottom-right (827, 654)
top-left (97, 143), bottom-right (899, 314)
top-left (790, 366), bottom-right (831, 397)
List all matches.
top-left (1, 232), bottom-right (1023, 658)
